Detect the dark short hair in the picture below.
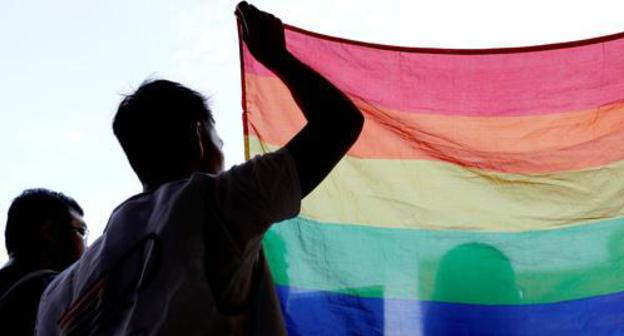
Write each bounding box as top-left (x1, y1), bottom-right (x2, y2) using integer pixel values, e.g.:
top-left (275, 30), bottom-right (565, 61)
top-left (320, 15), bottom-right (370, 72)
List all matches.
top-left (113, 79), bottom-right (214, 185)
top-left (5, 188), bottom-right (83, 257)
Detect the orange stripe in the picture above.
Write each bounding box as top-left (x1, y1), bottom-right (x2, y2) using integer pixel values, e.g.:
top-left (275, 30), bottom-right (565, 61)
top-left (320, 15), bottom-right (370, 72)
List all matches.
top-left (245, 73), bottom-right (624, 173)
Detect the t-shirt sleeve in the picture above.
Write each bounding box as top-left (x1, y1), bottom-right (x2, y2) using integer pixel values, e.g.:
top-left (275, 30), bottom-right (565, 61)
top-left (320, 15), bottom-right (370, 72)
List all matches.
top-left (212, 147), bottom-right (302, 247)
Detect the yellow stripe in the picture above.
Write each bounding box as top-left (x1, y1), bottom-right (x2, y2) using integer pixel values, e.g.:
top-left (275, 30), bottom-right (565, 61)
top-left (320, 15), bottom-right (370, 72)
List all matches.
top-left (249, 136), bottom-right (624, 231)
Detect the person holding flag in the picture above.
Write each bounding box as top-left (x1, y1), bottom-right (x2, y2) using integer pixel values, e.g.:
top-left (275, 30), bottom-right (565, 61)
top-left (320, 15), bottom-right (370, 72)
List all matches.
top-left (36, 2), bottom-right (363, 335)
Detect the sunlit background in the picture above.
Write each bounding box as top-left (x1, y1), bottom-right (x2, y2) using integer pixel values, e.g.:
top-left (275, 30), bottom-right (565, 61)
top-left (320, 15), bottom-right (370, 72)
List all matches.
top-left (1, 0), bottom-right (624, 263)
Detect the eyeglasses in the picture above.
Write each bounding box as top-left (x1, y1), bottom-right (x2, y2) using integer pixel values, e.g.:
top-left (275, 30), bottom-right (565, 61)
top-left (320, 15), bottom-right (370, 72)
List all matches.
top-left (69, 224), bottom-right (89, 241)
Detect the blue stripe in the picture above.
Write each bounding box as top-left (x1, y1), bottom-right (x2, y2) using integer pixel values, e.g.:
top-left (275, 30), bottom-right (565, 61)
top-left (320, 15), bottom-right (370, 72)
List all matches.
top-left (276, 286), bottom-right (624, 335)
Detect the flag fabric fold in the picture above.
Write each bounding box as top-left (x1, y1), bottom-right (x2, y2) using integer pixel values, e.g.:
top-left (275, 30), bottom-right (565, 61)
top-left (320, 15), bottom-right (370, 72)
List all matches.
top-left (239, 25), bottom-right (624, 335)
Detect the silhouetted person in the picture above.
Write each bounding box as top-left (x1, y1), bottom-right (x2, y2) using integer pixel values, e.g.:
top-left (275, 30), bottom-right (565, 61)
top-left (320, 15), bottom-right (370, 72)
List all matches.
top-left (0, 189), bottom-right (86, 335)
top-left (424, 243), bottom-right (520, 335)
top-left (36, 2), bottom-right (363, 335)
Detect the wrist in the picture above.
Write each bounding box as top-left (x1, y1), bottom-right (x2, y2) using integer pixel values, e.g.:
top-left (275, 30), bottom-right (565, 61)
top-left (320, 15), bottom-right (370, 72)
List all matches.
top-left (269, 51), bottom-right (298, 75)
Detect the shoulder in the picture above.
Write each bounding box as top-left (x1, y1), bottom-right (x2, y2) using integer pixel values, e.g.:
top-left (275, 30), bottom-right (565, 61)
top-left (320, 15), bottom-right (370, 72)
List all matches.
top-left (0, 269), bottom-right (57, 308)
top-left (36, 262), bottom-right (80, 334)
top-left (40, 263), bottom-right (76, 306)
top-left (212, 148), bottom-right (299, 192)
top-left (234, 147), bottom-right (298, 172)
top-left (0, 263), bottom-right (21, 296)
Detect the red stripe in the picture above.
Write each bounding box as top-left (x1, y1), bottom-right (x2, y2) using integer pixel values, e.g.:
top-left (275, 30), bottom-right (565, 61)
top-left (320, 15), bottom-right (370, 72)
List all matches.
top-left (57, 277), bottom-right (106, 329)
top-left (242, 27), bottom-right (624, 116)
top-left (284, 24), bottom-right (624, 55)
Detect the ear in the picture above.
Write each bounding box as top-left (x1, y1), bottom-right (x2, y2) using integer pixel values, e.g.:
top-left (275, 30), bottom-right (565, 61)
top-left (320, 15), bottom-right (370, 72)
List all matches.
top-left (195, 121), bottom-right (206, 160)
top-left (40, 221), bottom-right (59, 246)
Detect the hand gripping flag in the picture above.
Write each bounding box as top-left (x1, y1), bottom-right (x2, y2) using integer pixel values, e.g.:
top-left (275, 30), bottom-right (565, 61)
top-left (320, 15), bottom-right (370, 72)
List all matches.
top-left (239, 25), bottom-right (624, 335)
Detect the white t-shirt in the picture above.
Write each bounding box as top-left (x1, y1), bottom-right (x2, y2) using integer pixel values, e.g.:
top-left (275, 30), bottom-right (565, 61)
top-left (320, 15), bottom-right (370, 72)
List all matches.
top-left (36, 149), bottom-right (301, 336)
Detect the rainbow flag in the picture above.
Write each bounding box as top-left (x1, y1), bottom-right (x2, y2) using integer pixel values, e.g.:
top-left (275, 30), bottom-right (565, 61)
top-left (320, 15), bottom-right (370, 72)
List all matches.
top-left (239, 25), bottom-right (624, 335)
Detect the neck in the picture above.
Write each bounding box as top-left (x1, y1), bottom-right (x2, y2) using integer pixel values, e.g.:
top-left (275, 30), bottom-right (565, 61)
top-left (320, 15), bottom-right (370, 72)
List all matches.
top-left (11, 256), bottom-right (49, 272)
top-left (142, 175), bottom-right (186, 192)
top-left (142, 165), bottom-right (200, 192)
top-left (143, 176), bottom-right (181, 192)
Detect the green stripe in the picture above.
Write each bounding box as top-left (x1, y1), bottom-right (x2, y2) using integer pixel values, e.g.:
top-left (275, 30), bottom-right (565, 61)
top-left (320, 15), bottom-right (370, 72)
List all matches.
top-left (264, 216), bottom-right (624, 305)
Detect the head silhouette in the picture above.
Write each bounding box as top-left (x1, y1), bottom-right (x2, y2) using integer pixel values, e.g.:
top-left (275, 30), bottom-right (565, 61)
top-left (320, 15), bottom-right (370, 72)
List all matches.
top-left (113, 79), bottom-right (224, 189)
top-left (5, 188), bottom-right (86, 271)
top-left (423, 243), bottom-right (520, 334)
top-left (432, 242), bottom-right (519, 304)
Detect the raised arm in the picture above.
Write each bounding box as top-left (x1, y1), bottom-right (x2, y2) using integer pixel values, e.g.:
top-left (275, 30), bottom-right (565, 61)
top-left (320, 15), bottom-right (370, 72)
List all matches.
top-left (236, 2), bottom-right (364, 197)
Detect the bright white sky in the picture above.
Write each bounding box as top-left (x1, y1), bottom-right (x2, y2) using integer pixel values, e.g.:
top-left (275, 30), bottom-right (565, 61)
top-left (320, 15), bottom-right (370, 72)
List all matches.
top-left (1, 0), bottom-right (623, 263)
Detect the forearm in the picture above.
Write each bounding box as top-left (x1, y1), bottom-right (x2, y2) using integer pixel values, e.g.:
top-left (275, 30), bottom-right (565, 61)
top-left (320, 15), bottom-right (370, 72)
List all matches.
top-left (236, 2), bottom-right (364, 197)
top-left (271, 52), bottom-right (364, 196)
top-left (271, 52), bottom-right (363, 130)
